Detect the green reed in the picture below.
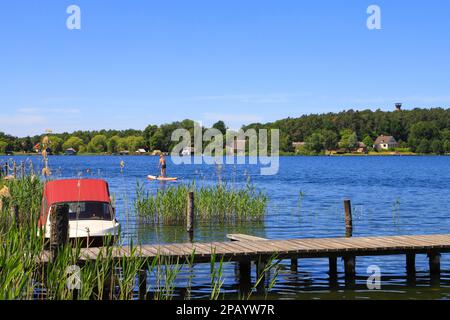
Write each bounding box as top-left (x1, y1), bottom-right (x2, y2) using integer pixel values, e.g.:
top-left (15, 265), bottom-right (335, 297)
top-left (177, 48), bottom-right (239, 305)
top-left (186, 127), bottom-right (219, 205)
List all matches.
top-left (135, 182), bottom-right (268, 224)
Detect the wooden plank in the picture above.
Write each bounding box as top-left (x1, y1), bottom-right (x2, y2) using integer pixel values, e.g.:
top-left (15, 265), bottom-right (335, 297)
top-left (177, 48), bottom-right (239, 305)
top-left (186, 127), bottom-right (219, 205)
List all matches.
top-left (379, 237), bottom-right (427, 248)
top-left (351, 237), bottom-right (405, 250)
top-left (165, 243), bottom-right (198, 256)
top-left (140, 245), bottom-right (161, 257)
top-left (287, 239), bottom-right (328, 252)
top-left (292, 239), bottom-right (338, 252)
top-left (227, 241), bottom-right (264, 254)
top-left (391, 236), bottom-right (441, 248)
top-left (162, 244), bottom-right (193, 257)
top-left (232, 238), bottom-right (289, 254)
top-left (209, 242), bottom-right (244, 255)
top-left (227, 234), bottom-right (267, 241)
top-left (284, 239), bottom-right (323, 253)
top-left (191, 243), bottom-right (219, 256)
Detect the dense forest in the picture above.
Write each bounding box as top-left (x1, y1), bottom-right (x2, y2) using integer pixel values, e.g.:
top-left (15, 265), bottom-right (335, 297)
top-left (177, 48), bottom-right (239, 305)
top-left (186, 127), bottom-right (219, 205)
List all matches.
top-left (244, 108), bottom-right (450, 154)
top-left (1, 108), bottom-right (450, 155)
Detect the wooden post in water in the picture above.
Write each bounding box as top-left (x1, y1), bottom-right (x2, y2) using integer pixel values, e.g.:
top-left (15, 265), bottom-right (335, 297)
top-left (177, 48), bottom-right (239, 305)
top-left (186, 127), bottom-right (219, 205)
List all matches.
top-left (343, 199), bottom-right (355, 285)
top-left (50, 204), bottom-right (70, 262)
top-left (187, 191), bottom-right (194, 236)
top-left (344, 199), bottom-right (353, 237)
top-left (256, 258), bottom-right (267, 295)
top-left (406, 253), bottom-right (416, 275)
top-left (238, 260), bottom-right (251, 296)
top-left (428, 252), bottom-right (441, 285)
top-left (329, 257), bottom-right (338, 276)
top-left (328, 256), bottom-right (338, 289)
top-left (290, 258), bottom-right (298, 272)
top-left (406, 253), bottom-right (416, 286)
top-left (13, 162), bottom-right (17, 179)
top-left (4, 162), bottom-right (8, 177)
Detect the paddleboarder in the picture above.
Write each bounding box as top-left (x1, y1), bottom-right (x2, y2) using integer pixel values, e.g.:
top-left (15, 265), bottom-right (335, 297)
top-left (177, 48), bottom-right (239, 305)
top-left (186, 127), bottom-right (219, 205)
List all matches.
top-left (159, 154), bottom-right (167, 178)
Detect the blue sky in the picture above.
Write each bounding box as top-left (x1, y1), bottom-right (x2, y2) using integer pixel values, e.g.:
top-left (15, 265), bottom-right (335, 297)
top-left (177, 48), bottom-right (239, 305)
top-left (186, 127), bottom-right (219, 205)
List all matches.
top-left (1, 0), bottom-right (449, 137)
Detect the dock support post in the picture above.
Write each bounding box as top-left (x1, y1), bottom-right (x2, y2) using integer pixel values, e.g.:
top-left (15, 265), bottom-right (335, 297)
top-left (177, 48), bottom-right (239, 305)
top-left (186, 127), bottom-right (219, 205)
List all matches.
top-left (290, 258), bottom-right (298, 272)
top-left (256, 258), bottom-right (267, 295)
top-left (329, 256), bottom-right (338, 289)
top-left (138, 269), bottom-right (147, 300)
top-left (50, 204), bottom-right (69, 262)
top-left (406, 253), bottom-right (416, 286)
top-left (344, 256), bottom-right (356, 277)
top-left (344, 256), bottom-right (356, 287)
top-left (329, 256), bottom-right (338, 277)
top-left (13, 162), bottom-right (17, 179)
top-left (343, 200), bottom-right (355, 286)
top-left (4, 162), bottom-right (8, 177)
top-left (428, 252), bottom-right (441, 284)
top-left (238, 260), bottom-right (251, 296)
top-left (187, 192), bottom-right (194, 240)
top-left (406, 253), bottom-right (416, 276)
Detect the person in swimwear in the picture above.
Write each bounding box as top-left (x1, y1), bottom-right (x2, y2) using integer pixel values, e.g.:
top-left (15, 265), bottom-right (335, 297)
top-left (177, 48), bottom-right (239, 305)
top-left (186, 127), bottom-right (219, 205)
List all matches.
top-left (159, 154), bottom-right (167, 177)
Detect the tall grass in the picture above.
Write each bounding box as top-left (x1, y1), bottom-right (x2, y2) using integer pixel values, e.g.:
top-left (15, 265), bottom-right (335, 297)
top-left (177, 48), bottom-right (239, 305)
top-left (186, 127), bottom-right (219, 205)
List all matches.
top-left (135, 182), bottom-right (268, 224)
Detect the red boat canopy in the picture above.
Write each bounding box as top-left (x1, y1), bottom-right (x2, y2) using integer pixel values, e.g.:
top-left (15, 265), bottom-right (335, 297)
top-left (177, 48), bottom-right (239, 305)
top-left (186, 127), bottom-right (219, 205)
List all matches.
top-left (39, 179), bottom-right (111, 227)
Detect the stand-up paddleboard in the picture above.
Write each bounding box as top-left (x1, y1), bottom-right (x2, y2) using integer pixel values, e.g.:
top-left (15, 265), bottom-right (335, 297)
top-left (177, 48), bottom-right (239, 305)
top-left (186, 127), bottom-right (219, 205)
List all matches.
top-left (147, 175), bottom-right (178, 181)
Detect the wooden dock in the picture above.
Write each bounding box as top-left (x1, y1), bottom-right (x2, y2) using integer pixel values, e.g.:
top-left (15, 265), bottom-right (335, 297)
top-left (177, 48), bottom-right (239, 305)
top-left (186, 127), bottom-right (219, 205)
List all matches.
top-left (41, 233), bottom-right (450, 289)
top-left (50, 234), bottom-right (450, 262)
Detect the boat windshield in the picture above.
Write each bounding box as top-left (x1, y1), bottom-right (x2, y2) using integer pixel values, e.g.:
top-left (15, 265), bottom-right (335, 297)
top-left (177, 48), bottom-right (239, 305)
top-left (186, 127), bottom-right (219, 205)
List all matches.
top-left (60, 202), bottom-right (113, 221)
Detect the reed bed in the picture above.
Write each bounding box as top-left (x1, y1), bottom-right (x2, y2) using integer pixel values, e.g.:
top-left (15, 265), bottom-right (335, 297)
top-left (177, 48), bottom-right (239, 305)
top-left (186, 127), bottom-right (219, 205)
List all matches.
top-left (135, 182), bottom-right (268, 224)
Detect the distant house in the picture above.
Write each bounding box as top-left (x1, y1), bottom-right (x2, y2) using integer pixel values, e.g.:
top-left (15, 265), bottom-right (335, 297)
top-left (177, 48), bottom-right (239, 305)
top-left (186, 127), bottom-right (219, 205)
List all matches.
top-left (373, 135), bottom-right (398, 150)
top-left (119, 150), bottom-right (130, 156)
top-left (356, 142), bottom-right (368, 154)
top-left (65, 148), bottom-right (77, 156)
top-left (136, 148), bottom-right (147, 154)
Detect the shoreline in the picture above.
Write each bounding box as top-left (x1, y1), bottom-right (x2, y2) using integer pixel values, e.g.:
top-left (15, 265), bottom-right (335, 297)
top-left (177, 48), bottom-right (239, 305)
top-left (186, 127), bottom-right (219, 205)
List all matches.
top-left (1, 152), bottom-right (449, 157)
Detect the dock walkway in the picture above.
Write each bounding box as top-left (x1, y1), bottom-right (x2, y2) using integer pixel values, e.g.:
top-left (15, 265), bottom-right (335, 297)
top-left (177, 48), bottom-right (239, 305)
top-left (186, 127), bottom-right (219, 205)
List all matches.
top-left (41, 233), bottom-right (450, 281)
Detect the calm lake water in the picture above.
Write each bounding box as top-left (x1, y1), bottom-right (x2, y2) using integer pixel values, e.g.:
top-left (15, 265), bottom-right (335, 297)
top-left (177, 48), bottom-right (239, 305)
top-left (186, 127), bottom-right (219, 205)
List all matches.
top-left (2, 155), bottom-right (450, 300)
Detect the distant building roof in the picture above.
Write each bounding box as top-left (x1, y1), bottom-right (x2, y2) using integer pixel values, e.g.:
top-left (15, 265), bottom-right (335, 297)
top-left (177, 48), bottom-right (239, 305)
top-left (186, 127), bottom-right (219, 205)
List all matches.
top-left (137, 148), bottom-right (147, 153)
top-left (357, 142), bottom-right (367, 148)
top-left (374, 135), bottom-right (397, 145)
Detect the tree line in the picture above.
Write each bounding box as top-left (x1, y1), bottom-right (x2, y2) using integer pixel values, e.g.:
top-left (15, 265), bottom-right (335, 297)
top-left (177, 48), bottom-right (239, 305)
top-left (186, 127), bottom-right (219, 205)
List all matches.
top-left (1, 108), bottom-right (450, 155)
top-left (243, 108), bottom-right (450, 154)
top-left (0, 120), bottom-right (228, 154)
